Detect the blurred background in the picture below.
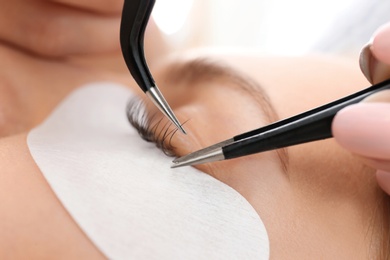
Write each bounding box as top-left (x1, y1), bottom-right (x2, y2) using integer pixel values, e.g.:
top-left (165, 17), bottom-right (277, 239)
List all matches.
top-left (152, 0), bottom-right (390, 57)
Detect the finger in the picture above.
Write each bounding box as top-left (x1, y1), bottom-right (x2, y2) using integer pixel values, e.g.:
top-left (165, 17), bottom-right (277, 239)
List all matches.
top-left (371, 59), bottom-right (390, 84)
top-left (359, 43), bottom-right (390, 84)
top-left (332, 103), bottom-right (390, 159)
top-left (360, 157), bottom-right (390, 172)
top-left (49, 0), bottom-right (124, 15)
top-left (376, 170), bottom-right (390, 195)
top-left (0, 0), bottom-right (120, 57)
top-left (363, 89), bottom-right (390, 103)
top-left (372, 22), bottom-right (390, 65)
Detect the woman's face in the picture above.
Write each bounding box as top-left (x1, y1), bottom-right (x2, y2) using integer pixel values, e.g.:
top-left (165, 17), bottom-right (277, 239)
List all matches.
top-left (0, 42), bottom-right (385, 258)
top-left (141, 52), bottom-right (384, 258)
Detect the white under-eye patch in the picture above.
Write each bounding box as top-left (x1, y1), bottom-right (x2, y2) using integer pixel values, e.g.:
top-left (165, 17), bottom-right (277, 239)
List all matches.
top-left (27, 82), bottom-right (269, 259)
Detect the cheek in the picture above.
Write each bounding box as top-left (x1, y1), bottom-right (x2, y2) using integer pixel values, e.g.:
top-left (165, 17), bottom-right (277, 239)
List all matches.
top-left (0, 82), bottom-right (32, 136)
top-left (287, 139), bottom-right (376, 201)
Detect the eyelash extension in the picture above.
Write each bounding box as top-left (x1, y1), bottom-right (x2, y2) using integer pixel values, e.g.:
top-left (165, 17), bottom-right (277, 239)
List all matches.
top-left (126, 96), bottom-right (178, 157)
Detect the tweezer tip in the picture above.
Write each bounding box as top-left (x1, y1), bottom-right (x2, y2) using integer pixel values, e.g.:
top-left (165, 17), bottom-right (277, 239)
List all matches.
top-left (171, 148), bottom-right (225, 168)
top-left (170, 117), bottom-right (186, 134)
top-left (146, 86), bottom-right (186, 135)
top-left (173, 138), bottom-right (234, 164)
top-left (170, 159), bottom-right (196, 168)
top-left (178, 125), bottom-right (187, 135)
top-left (171, 162), bottom-right (185, 169)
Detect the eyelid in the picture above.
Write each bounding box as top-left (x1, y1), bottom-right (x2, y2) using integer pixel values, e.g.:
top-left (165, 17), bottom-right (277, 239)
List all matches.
top-left (126, 96), bottom-right (178, 157)
top-left (128, 57), bottom-right (288, 172)
top-left (161, 57), bottom-right (279, 123)
top-left (160, 57), bottom-right (289, 171)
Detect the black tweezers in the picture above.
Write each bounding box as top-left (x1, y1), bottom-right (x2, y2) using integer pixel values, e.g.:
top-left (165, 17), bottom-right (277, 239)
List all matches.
top-left (120, 0), bottom-right (186, 134)
top-left (172, 79), bottom-right (390, 168)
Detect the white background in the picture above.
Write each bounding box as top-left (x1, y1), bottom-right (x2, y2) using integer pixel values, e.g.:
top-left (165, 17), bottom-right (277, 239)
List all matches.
top-left (153, 0), bottom-right (390, 56)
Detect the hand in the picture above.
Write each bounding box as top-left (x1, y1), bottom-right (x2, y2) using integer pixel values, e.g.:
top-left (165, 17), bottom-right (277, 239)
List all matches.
top-left (332, 22), bottom-right (390, 194)
top-left (0, 0), bottom-right (123, 57)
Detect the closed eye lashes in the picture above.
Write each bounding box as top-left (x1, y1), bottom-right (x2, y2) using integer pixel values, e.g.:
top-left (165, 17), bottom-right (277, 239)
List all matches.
top-left (126, 96), bottom-right (179, 157)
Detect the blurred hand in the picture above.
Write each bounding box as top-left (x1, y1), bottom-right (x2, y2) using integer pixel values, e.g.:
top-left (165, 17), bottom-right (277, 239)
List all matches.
top-left (333, 22), bottom-right (390, 194)
top-left (0, 0), bottom-right (124, 57)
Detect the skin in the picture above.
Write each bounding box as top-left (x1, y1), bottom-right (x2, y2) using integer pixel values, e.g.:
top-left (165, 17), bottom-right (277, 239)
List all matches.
top-left (0, 1), bottom-right (390, 257)
top-left (0, 0), bottom-right (123, 57)
top-left (148, 52), bottom-right (383, 259)
top-left (333, 22), bottom-right (390, 195)
top-left (0, 39), bottom-right (387, 258)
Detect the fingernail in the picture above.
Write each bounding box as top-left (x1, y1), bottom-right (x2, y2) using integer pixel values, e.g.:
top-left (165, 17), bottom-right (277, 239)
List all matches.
top-left (332, 103), bottom-right (390, 159)
top-left (359, 43), bottom-right (375, 84)
top-left (360, 23), bottom-right (390, 84)
top-left (376, 170), bottom-right (390, 195)
top-left (359, 43), bottom-right (390, 84)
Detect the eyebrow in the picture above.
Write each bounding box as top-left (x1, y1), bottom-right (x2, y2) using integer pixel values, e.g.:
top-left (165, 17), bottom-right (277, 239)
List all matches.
top-left (129, 57), bottom-right (289, 172)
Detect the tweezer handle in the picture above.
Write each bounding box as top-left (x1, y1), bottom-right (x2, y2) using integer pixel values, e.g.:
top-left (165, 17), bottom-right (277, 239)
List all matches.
top-left (120, 0), bottom-right (156, 92)
top-left (224, 79), bottom-right (390, 159)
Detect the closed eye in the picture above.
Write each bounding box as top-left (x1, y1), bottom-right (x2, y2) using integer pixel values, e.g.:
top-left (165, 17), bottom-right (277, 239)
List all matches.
top-left (126, 96), bottom-right (179, 157)
top-left (127, 57), bottom-right (288, 172)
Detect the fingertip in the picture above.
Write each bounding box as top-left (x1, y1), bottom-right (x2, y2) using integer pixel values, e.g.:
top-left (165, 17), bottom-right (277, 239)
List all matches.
top-left (332, 103), bottom-right (390, 159)
top-left (332, 105), bottom-right (362, 149)
top-left (372, 22), bottom-right (390, 64)
top-left (359, 43), bottom-right (374, 83)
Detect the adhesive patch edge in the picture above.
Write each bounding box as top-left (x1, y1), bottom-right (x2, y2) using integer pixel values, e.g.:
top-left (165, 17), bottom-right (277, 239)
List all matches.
top-left (27, 82), bottom-right (269, 259)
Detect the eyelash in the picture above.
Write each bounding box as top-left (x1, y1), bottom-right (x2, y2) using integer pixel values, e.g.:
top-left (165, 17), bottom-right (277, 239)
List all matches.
top-left (126, 97), bottom-right (179, 157)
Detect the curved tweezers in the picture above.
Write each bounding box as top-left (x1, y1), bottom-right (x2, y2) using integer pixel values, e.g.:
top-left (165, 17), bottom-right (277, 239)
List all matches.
top-left (120, 0), bottom-right (186, 134)
top-left (120, 0), bottom-right (154, 91)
